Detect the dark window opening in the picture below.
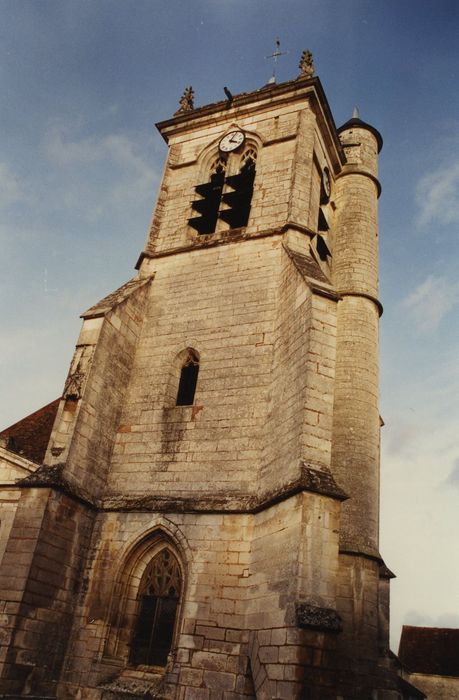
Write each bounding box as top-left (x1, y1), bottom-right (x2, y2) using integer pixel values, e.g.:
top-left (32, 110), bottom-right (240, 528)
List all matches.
top-left (189, 163), bottom-right (226, 235)
top-left (176, 352), bottom-right (199, 406)
top-left (130, 549), bottom-right (181, 667)
top-left (317, 208), bottom-right (329, 232)
top-left (220, 156), bottom-right (256, 229)
top-left (316, 234), bottom-right (331, 261)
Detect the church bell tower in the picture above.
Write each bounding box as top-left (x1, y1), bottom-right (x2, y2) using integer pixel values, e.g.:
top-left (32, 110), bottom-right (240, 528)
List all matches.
top-left (0, 55), bottom-right (423, 700)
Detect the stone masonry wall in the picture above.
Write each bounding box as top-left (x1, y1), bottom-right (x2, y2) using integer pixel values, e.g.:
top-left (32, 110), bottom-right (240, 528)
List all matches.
top-left (58, 489), bottom-right (342, 699)
top-left (259, 248), bottom-right (312, 491)
top-left (107, 238), bottom-right (281, 499)
top-left (330, 296), bottom-right (380, 554)
top-left (148, 106), bottom-right (303, 256)
top-left (0, 488), bottom-right (22, 569)
top-left (335, 553), bottom-right (381, 679)
top-left (407, 673), bottom-right (459, 699)
top-left (330, 123), bottom-right (381, 556)
top-left (0, 449), bottom-right (38, 566)
top-left (46, 281), bottom-right (151, 499)
top-left (0, 488), bottom-right (94, 697)
top-left (260, 244), bottom-right (337, 492)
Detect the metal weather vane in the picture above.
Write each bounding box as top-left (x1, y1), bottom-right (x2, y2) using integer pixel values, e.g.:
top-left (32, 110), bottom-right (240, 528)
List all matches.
top-left (265, 38), bottom-right (288, 84)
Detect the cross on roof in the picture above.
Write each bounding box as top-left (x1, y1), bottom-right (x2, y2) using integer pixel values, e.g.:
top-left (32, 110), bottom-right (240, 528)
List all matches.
top-left (265, 38), bottom-right (288, 84)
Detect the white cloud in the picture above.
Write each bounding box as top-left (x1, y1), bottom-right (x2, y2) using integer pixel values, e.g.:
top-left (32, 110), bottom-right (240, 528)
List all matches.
top-left (0, 162), bottom-right (24, 209)
top-left (44, 125), bottom-right (100, 165)
top-left (103, 134), bottom-right (157, 201)
top-left (416, 158), bottom-right (459, 227)
top-left (43, 125), bottom-right (158, 216)
top-left (402, 274), bottom-right (459, 332)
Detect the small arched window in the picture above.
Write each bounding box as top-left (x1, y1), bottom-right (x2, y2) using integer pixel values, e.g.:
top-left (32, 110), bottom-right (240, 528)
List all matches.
top-left (130, 548), bottom-right (182, 667)
top-left (176, 350), bottom-right (199, 406)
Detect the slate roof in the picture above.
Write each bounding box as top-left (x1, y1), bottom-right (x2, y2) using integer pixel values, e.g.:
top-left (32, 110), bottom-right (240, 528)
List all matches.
top-left (286, 247), bottom-right (330, 284)
top-left (337, 116), bottom-right (383, 152)
top-left (398, 625), bottom-right (459, 677)
top-left (0, 398), bottom-right (60, 464)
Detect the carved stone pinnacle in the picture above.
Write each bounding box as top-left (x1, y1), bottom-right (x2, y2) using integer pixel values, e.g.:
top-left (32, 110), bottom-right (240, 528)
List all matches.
top-left (175, 86), bottom-right (195, 115)
top-left (298, 49), bottom-right (315, 78)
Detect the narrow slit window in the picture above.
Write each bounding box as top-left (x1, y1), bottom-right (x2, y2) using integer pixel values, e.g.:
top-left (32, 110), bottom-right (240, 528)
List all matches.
top-left (176, 351), bottom-right (199, 406)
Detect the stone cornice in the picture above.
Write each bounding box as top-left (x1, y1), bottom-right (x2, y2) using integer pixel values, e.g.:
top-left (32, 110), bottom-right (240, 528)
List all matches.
top-left (338, 290), bottom-right (384, 317)
top-left (335, 166), bottom-right (382, 198)
top-left (156, 77), bottom-right (345, 169)
top-left (338, 545), bottom-right (385, 565)
top-left (136, 226), bottom-right (285, 268)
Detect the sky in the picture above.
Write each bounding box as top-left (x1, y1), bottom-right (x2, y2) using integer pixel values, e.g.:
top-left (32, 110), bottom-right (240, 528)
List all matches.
top-left (1, 0), bottom-right (458, 651)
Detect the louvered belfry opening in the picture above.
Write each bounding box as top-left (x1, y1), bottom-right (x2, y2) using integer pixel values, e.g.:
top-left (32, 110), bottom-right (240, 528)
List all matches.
top-left (188, 158), bottom-right (226, 235)
top-left (129, 549), bottom-right (182, 667)
top-left (220, 151), bottom-right (256, 229)
top-left (188, 150), bottom-right (256, 235)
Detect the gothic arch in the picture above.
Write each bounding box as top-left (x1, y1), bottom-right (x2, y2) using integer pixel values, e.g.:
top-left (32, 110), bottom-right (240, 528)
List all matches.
top-left (103, 521), bottom-right (190, 664)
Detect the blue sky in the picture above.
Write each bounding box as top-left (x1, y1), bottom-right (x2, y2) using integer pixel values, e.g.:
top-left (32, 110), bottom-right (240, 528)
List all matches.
top-left (1, 0), bottom-right (458, 649)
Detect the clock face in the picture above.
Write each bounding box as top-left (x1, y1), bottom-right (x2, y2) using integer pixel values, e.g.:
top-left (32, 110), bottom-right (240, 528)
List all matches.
top-left (219, 130), bottom-right (245, 153)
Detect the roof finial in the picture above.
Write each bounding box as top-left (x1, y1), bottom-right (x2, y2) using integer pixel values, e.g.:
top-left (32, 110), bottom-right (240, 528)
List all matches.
top-left (265, 38), bottom-right (288, 85)
top-left (298, 49), bottom-right (315, 79)
top-left (175, 86), bottom-right (195, 115)
top-left (352, 105), bottom-right (360, 119)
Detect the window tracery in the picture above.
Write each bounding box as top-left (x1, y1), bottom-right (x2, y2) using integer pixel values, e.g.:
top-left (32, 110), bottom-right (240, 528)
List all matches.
top-left (130, 548), bottom-right (182, 667)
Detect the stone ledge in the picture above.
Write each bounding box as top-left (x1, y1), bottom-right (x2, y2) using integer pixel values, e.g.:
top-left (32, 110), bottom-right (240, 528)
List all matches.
top-left (99, 669), bottom-right (166, 700)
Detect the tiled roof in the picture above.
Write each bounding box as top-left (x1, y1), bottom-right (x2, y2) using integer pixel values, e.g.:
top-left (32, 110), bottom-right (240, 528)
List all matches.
top-left (0, 398), bottom-right (60, 464)
top-left (398, 625), bottom-right (459, 677)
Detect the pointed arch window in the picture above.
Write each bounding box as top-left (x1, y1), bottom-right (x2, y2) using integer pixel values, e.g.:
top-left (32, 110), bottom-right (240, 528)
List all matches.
top-left (130, 548), bottom-right (182, 667)
top-left (176, 349), bottom-right (199, 406)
